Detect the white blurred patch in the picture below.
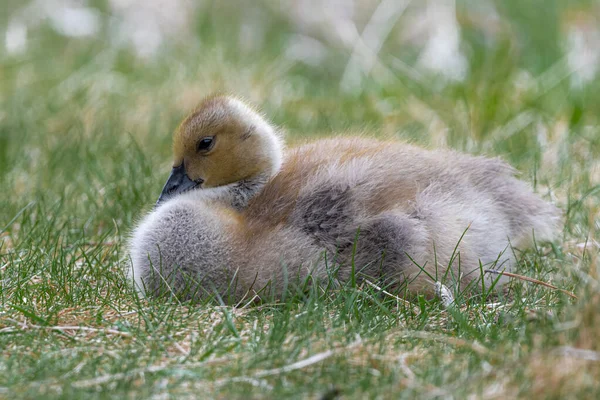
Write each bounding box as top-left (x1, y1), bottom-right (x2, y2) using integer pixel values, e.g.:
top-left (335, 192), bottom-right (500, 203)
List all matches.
top-left (285, 35), bottom-right (328, 66)
top-left (289, 0), bottom-right (357, 48)
top-left (4, 0), bottom-right (198, 58)
top-left (566, 22), bottom-right (600, 88)
top-left (4, 0), bottom-right (100, 55)
top-left (47, 4), bottom-right (100, 37)
top-left (5, 21), bottom-right (28, 55)
top-left (417, 0), bottom-right (467, 81)
top-left (108, 0), bottom-right (198, 58)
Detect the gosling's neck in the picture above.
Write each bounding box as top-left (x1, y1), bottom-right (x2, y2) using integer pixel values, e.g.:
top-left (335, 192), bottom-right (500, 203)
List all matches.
top-left (211, 173), bottom-right (272, 211)
top-left (180, 172), bottom-right (272, 211)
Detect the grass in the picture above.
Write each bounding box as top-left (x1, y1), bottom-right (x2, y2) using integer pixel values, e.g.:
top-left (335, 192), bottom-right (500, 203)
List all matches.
top-left (1, 1), bottom-right (600, 398)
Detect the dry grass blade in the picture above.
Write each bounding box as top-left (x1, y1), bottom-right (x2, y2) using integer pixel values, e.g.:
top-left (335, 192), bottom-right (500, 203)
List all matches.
top-left (485, 270), bottom-right (577, 299)
top-left (2, 320), bottom-right (133, 338)
top-left (251, 337), bottom-right (363, 378)
top-left (363, 279), bottom-right (417, 310)
top-left (555, 346), bottom-right (600, 361)
top-left (68, 357), bottom-right (233, 389)
top-left (400, 331), bottom-right (489, 355)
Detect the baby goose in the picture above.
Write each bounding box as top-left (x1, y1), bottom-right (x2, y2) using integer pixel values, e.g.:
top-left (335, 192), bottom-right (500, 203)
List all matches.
top-left (129, 96), bottom-right (560, 302)
top-left (156, 95), bottom-right (283, 209)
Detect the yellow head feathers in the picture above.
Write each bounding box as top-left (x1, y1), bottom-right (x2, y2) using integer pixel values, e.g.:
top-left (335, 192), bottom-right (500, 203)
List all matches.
top-left (158, 95), bottom-right (283, 204)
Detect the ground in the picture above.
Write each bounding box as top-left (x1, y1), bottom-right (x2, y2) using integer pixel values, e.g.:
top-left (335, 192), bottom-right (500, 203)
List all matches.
top-left (1, 1), bottom-right (599, 398)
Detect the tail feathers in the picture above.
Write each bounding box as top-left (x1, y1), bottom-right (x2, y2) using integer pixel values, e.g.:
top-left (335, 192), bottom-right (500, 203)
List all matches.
top-left (513, 205), bottom-right (561, 249)
top-left (500, 181), bottom-right (562, 248)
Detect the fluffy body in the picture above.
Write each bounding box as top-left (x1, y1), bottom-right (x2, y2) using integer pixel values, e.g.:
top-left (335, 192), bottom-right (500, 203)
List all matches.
top-left (129, 136), bottom-right (560, 302)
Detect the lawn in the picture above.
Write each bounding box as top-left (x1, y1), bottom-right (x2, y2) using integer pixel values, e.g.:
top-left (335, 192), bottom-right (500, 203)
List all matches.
top-left (1, 1), bottom-right (599, 398)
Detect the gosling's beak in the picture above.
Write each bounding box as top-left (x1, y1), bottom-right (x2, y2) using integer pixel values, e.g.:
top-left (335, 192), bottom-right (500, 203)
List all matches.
top-left (156, 164), bottom-right (203, 206)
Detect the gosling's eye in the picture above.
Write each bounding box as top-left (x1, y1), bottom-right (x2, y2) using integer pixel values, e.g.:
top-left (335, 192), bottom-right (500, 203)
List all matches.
top-left (197, 136), bottom-right (215, 153)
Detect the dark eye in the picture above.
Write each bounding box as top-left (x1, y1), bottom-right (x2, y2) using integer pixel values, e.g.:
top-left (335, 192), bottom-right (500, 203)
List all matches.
top-left (197, 136), bottom-right (215, 153)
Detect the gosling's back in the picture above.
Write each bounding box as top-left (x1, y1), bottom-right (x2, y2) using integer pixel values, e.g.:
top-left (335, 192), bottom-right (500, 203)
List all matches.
top-left (239, 137), bottom-right (559, 292)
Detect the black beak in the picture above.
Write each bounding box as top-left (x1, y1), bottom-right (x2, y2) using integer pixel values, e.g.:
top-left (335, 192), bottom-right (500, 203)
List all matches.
top-left (156, 164), bottom-right (202, 206)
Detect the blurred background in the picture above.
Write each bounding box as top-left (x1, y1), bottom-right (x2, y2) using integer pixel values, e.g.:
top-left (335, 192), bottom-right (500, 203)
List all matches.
top-left (2, 4), bottom-right (600, 396)
top-left (1, 0), bottom-right (599, 235)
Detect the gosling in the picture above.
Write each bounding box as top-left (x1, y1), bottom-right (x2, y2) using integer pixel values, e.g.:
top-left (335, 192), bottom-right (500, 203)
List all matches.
top-left (128, 96), bottom-right (560, 302)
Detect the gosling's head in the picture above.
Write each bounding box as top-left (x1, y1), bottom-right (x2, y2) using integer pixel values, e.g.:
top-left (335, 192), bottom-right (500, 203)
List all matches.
top-left (157, 95), bottom-right (283, 204)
